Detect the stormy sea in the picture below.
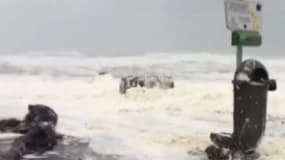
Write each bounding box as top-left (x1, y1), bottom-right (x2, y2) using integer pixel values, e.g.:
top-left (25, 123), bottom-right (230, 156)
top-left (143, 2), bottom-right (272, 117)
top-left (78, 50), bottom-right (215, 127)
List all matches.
top-left (0, 52), bottom-right (283, 160)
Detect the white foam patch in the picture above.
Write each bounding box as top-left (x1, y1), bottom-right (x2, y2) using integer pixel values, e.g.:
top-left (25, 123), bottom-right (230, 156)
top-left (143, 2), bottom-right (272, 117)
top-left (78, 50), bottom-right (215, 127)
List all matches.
top-left (0, 53), bottom-right (283, 159)
top-left (236, 72), bottom-right (250, 81)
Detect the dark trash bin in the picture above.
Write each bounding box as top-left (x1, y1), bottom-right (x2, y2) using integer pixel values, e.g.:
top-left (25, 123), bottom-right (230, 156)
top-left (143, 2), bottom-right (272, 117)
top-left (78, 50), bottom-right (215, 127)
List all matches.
top-left (205, 59), bottom-right (277, 160)
top-left (232, 59), bottom-right (277, 152)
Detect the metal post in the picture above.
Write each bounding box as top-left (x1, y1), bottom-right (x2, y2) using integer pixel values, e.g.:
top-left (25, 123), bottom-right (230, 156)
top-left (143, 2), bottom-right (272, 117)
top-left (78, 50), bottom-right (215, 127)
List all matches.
top-left (237, 45), bottom-right (243, 68)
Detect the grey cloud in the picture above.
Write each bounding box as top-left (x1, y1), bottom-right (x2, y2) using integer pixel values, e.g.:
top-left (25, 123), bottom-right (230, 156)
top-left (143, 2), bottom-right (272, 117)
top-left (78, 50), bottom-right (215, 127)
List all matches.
top-left (0, 0), bottom-right (282, 55)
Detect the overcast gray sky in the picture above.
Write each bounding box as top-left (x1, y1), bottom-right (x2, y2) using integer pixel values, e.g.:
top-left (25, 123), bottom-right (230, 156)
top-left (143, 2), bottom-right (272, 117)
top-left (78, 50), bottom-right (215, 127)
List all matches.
top-left (0, 0), bottom-right (283, 55)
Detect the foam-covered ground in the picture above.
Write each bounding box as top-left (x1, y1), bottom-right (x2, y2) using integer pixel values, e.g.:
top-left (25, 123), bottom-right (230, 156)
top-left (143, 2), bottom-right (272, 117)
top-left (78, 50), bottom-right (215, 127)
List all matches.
top-left (0, 53), bottom-right (283, 160)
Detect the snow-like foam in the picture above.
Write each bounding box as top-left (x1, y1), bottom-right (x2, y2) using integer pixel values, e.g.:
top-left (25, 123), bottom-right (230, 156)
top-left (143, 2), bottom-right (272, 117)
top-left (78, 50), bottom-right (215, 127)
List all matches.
top-left (0, 52), bottom-right (283, 159)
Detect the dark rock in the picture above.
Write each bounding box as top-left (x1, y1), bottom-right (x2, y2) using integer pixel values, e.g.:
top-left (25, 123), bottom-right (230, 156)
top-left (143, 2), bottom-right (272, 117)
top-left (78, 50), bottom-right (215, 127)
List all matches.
top-left (205, 145), bottom-right (230, 160)
top-left (0, 104), bottom-right (59, 160)
top-left (98, 71), bottom-right (107, 75)
top-left (25, 104), bottom-right (58, 128)
top-left (0, 119), bottom-right (21, 132)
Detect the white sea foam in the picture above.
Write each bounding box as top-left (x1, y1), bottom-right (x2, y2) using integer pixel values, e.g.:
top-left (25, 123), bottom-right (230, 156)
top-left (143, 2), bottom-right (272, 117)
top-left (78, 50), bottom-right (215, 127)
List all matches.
top-left (0, 52), bottom-right (283, 159)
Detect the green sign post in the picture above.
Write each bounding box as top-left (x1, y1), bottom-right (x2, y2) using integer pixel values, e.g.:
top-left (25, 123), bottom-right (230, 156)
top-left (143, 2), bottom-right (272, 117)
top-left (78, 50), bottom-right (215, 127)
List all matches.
top-left (232, 31), bottom-right (262, 67)
top-left (232, 31), bottom-right (262, 46)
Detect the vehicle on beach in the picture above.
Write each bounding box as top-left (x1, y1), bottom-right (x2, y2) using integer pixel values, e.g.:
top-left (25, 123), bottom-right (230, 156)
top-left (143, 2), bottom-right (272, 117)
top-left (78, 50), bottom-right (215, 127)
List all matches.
top-left (119, 75), bottom-right (175, 94)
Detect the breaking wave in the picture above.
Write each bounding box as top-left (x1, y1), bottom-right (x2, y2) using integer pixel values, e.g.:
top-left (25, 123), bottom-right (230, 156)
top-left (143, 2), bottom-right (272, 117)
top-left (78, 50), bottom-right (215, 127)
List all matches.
top-left (0, 52), bottom-right (283, 80)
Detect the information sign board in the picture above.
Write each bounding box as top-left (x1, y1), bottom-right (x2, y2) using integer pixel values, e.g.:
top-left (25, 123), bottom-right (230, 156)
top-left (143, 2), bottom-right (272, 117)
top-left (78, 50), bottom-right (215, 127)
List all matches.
top-left (225, 0), bottom-right (262, 32)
